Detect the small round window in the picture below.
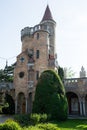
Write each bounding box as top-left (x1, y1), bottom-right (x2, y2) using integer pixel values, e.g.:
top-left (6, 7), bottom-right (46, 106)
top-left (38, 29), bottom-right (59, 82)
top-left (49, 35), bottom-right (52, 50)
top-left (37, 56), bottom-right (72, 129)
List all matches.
top-left (19, 72), bottom-right (24, 78)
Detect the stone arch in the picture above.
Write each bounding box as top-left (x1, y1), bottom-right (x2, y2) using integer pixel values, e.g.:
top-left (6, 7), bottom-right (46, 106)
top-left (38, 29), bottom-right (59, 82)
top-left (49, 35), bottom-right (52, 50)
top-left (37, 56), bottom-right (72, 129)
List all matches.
top-left (17, 92), bottom-right (26, 114)
top-left (66, 92), bottom-right (80, 115)
top-left (27, 92), bottom-right (33, 113)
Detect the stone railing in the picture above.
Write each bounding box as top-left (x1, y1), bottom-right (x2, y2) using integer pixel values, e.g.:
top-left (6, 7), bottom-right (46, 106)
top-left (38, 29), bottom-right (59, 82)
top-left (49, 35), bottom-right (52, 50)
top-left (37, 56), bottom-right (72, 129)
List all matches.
top-left (64, 77), bottom-right (87, 91)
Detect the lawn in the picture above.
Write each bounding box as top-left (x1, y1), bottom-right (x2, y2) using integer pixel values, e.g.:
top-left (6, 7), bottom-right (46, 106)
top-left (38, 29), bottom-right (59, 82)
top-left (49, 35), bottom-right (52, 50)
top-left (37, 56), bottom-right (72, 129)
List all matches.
top-left (51, 119), bottom-right (87, 130)
top-left (20, 119), bottom-right (87, 130)
top-left (1, 115), bottom-right (87, 130)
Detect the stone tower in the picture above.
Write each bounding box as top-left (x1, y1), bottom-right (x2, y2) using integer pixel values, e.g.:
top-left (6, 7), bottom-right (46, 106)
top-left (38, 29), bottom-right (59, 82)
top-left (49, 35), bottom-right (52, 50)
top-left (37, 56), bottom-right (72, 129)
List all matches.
top-left (14, 5), bottom-right (57, 114)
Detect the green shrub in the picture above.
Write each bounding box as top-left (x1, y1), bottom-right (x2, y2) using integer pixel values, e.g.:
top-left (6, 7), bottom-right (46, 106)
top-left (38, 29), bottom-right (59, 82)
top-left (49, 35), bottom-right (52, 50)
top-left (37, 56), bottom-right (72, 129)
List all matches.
top-left (37, 123), bottom-right (60, 130)
top-left (2, 94), bottom-right (15, 114)
top-left (14, 114), bottom-right (30, 126)
top-left (30, 113), bottom-right (48, 125)
top-left (0, 106), bottom-right (2, 114)
top-left (5, 119), bottom-right (15, 123)
top-left (40, 114), bottom-right (48, 123)
top-left (14, 113), bottom-right (48, 126)
top-left (0, 120), bottom-right (21, 130)
top-left (27, 126), bottom-right (41, 130)
top-left (30, 113), bottom-right (40, 125)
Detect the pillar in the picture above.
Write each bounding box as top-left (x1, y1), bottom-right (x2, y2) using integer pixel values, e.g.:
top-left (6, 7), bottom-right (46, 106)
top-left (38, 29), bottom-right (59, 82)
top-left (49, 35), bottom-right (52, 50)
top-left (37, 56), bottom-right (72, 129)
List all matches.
top-left (79, 101), bottom-right (82, 116)
top-left (26, 98), bottom-right (28, 113)
top-left (15, 99), bottom-right (17, 114)
top-left (83, 98), bottom-right (86, 116)
top-left (79, 97), bottom-right (83, 116)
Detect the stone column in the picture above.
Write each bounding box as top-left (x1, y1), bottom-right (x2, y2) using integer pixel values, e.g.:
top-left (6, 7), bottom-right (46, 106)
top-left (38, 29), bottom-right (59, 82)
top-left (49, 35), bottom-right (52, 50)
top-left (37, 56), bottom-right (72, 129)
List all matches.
top-left (79, 97), bottom-right (83, 116)
top-left (26, 98), bottom-right (28, 113)
top-left (15, 99), bottom-right (17, 114)
top-left (80, 101), bottom-right (82, 116)
top-left (83, 98), bottom-right (86, 116)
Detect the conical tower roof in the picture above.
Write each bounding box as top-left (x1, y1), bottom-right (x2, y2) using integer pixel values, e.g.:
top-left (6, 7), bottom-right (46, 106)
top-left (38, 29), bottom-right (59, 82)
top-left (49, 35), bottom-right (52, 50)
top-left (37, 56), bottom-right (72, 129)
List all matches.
top-left (41, 5), bottom-right (54, 22)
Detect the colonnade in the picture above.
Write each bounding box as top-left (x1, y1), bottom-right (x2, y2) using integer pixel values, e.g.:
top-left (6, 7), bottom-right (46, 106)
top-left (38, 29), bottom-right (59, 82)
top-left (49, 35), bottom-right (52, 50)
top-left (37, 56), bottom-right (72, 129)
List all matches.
top-left (15, 93), bottom-right (32, 114)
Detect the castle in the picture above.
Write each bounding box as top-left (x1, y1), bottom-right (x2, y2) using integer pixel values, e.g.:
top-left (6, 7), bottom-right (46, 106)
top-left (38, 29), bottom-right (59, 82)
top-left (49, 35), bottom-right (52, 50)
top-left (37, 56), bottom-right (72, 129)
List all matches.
top-left (14, 5), bottom-right (57, 114)
top-left (0, 5), bottom-right (87, 116)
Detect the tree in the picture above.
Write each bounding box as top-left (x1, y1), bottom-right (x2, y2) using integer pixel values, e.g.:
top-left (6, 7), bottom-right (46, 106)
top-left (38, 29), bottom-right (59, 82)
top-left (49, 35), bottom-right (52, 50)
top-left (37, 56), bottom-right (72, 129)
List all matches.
top-left (2, 93), bottom-right (15, 114)
top-left (0, 63), bottom-right (14, 82)
top-left (58, 66), bottom-right (64, 81)
top-left (33, 70), bottom-right (68, 120)
top-left (64, 67), bottom-right (75, 78)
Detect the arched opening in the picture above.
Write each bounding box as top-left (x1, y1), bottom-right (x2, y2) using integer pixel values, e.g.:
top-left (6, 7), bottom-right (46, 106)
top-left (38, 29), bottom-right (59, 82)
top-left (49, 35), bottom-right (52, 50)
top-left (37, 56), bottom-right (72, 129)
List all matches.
top-left (66, 92), bottom-right (80, 115)
top-left (28, 92), bottom-right (32, 113)
top-left (17, 92), bottom-right (26, 114)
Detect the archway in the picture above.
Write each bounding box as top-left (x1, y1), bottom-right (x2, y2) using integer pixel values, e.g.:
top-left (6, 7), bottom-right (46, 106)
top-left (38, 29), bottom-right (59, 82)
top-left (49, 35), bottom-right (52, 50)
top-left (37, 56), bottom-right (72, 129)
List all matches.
top-left (66, 92), bottom-right (80, 115)
top-left (28, 92), bottom-right (32, 113)
top-left (17, 92), bottom-right (26, 114)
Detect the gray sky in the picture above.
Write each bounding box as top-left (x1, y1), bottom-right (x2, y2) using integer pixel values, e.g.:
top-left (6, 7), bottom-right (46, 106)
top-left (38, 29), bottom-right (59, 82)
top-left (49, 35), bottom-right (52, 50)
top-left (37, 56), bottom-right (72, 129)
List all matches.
top-left (0, 0), bottom-right (87, 77)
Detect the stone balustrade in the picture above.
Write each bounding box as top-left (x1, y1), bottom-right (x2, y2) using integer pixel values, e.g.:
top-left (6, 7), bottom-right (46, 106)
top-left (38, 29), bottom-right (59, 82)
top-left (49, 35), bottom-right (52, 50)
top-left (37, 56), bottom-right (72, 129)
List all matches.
top-left (64, 77), bottom-right (87, 91)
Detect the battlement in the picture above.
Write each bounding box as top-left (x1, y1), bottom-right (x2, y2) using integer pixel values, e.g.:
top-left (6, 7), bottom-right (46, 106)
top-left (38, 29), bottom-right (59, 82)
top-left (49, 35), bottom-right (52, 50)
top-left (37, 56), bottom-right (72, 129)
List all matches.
top-left (21, 24), bottom-right (50, 41)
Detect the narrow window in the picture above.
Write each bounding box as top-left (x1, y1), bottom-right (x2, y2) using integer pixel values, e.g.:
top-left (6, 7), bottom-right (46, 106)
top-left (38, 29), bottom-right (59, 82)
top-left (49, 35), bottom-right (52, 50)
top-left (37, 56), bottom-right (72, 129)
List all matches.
top-left (37, 33), bottom-right (39, 40)
top-left (36, 71), bottom-right (39, 80)
top-left (36, 50), bottom-right (39, 59)
top-left (28, 70), bottom-right (34, 81)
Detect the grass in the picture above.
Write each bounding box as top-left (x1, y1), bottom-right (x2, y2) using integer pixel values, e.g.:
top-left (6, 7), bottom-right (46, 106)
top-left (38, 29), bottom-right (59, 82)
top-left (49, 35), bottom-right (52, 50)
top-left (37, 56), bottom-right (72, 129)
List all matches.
top-left (1, 115), bottom-right (87, 130)
top-left (23, 119), bottom-right (87, 130)
top-left (51, 119), bottom-right (87, 130)
top-left (20, 119), bottom-right (87, 130)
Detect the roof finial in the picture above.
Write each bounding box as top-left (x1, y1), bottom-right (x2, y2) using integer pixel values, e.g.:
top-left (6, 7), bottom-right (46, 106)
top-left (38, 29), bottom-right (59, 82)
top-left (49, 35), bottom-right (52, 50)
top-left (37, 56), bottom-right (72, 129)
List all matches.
top-left (47, 0), bottom-right (49, 5)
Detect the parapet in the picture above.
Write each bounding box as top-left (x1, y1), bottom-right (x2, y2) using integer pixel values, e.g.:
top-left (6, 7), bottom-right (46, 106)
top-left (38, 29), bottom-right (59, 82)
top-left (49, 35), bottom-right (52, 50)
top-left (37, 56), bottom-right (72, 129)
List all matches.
top-left (21, 24), bottom-right (50, 41)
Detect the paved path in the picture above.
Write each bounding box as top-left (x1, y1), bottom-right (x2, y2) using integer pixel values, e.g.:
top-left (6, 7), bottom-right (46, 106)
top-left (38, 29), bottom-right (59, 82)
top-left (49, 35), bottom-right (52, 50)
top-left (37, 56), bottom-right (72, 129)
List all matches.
top-left (0, 115), bottom-right (13, 123)
top-left (68, 115), bottom-right (87, 119)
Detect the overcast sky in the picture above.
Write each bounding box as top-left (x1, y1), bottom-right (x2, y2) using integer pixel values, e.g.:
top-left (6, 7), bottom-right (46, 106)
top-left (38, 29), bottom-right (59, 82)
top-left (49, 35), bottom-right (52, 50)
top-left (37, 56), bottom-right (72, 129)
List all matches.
top-left (0, 0), bottom-right (87, 77)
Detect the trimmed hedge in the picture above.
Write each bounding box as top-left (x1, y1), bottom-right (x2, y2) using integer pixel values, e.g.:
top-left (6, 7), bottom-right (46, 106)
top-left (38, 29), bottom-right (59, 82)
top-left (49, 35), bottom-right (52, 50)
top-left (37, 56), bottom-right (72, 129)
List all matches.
top-left (33, 70), bottom-right (68, 120)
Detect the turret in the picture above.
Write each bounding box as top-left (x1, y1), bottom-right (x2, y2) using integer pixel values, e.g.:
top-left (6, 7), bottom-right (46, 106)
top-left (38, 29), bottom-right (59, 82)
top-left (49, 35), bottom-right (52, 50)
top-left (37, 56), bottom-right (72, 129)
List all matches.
top-left (40, 5), bottom-right (56, 58)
